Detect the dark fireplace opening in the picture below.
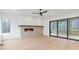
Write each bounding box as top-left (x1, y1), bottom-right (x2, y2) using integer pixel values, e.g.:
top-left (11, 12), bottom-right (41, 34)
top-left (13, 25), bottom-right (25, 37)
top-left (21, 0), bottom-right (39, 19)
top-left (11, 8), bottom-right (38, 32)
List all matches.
top-left (24, 28), bottom-right (33, 32)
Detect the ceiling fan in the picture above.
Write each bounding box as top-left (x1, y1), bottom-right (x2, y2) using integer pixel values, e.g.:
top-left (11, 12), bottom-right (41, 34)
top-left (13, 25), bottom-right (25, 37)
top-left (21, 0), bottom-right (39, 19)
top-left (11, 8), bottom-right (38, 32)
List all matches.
top-left (32, 9), bottom-right (48, 16)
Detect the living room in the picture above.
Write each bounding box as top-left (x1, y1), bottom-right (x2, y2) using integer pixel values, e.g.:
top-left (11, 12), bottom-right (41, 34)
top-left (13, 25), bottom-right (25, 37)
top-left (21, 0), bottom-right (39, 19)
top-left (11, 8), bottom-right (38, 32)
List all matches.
top-left (0, 9), bottom-right (79, 50)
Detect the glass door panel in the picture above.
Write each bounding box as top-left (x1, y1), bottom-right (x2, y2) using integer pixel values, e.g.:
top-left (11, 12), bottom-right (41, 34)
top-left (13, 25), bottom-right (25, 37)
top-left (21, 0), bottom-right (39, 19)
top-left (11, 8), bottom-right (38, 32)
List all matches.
top-left (68, 18), bottom-right (79, 40)
top-left (50, 21), bottom-right (57, 36)
top-left (58, 19), bottom-right (67, 38)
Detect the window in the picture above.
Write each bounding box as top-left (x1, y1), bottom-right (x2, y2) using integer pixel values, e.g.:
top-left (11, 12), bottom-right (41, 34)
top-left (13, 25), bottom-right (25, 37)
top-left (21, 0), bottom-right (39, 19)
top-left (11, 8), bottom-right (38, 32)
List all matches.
top-left (1, 17), bottom-right (10, 33)
top-left (68, 18), bottom-right (79, 39)
top-left (50, 21), bottom-right (57, 36)
top-left (58, 19), bottom-right (67, 38)
top-left (49, 17), bottom-right (79, 40)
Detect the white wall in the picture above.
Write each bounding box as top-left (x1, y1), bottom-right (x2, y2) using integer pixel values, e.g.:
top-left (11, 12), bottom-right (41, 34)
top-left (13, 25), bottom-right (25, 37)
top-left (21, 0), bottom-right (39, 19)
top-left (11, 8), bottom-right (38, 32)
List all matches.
top-left (18, 15), bottom-right (43, 26)
top-left (43, 20), bottom-right (49, 36)
top-left (43, 13), bottom-right (79, 36)
top-left (0, 13), bottom-right (43, 39)
top-left (0, 17), bottom-right (1, 35)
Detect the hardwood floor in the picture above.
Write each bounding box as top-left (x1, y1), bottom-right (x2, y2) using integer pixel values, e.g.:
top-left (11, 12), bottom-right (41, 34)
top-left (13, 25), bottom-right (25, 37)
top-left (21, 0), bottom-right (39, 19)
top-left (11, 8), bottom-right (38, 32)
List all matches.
top-left (0, 36), bottom-right (79, 50)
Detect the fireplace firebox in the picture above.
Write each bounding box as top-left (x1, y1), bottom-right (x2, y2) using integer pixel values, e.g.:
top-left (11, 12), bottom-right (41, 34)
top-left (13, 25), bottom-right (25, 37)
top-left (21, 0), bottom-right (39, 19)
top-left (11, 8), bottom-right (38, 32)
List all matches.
top-left (24, 28), bottom-right (33, 32)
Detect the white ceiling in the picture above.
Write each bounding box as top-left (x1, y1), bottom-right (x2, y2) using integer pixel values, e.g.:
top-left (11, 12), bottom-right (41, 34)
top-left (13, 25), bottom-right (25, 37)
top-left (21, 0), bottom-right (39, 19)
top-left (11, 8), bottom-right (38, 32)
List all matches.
top-left (0, 9), bottom-right (79, 19)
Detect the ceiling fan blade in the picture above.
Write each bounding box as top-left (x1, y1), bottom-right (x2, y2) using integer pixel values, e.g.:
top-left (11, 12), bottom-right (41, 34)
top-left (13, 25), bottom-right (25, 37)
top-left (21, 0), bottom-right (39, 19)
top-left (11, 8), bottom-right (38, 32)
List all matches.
top-left (41, 11), bottom-right (48, 14)
top-left (32, 13), bottom-right (40, 14)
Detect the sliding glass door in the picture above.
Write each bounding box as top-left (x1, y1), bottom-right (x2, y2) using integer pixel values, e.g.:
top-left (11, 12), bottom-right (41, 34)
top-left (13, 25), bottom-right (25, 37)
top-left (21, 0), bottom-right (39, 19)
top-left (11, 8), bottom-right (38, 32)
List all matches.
top-left (68, 18), bottom-right (79, 40)
top-left (58, 19), bottom-right (67, 38)
top-left (50, 17), bottom-right (79, 40)
top-left (50, 21), bottom-right (57, 36)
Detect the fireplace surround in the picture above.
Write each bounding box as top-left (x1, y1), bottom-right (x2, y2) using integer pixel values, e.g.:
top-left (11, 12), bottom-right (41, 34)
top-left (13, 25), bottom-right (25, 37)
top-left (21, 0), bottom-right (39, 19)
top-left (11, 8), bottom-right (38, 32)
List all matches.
top-left (19, 25), bottom-right (43, 38)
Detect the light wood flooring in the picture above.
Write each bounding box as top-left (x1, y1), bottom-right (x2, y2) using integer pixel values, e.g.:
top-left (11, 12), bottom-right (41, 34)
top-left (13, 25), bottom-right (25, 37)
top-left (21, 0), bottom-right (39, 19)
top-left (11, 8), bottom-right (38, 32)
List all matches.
top-left (0, 36), bottom-right (79, 50)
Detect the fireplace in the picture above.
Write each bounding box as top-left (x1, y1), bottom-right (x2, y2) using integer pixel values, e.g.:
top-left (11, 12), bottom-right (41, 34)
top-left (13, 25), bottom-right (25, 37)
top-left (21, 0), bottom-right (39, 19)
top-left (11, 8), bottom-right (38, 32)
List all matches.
top-left (19, 25), bottom-right (43, 38)
top-left (24, 28), bottom-right (33, 32)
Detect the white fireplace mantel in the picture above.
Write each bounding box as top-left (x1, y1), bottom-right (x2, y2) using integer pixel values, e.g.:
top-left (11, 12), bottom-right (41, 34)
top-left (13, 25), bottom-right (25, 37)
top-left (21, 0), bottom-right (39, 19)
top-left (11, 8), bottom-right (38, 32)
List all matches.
top-left (18, 25), bottom-right (43, 27)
